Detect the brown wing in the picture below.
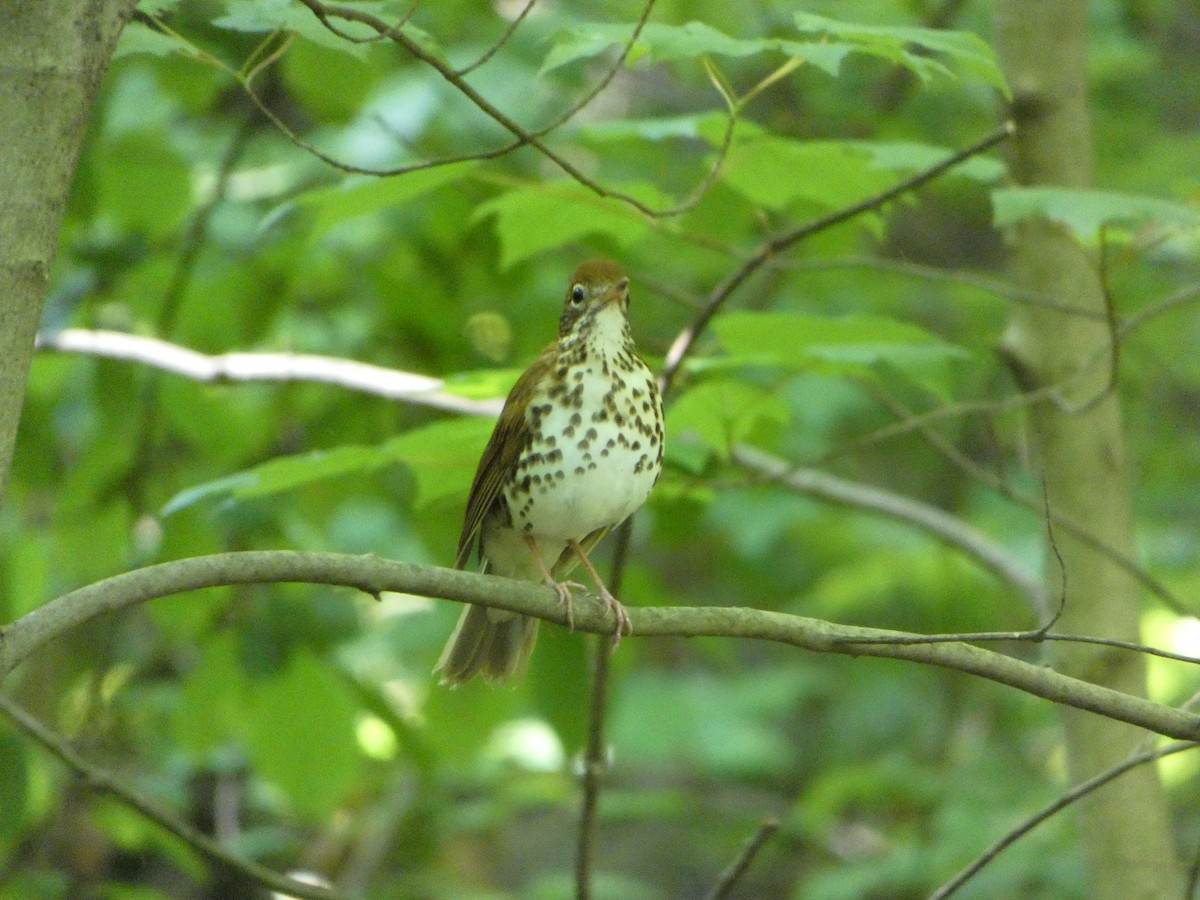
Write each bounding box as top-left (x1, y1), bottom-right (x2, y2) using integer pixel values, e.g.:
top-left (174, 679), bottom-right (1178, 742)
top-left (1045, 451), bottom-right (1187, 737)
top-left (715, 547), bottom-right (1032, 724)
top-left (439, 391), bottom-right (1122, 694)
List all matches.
top-left (455, 341), bottom-right (558, 568)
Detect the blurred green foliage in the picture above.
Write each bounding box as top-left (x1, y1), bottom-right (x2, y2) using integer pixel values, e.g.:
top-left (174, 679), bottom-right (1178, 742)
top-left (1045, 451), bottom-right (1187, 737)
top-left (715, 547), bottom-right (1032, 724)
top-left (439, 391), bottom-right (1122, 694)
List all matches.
top-left (3, 0), bottom-right (1199, 897)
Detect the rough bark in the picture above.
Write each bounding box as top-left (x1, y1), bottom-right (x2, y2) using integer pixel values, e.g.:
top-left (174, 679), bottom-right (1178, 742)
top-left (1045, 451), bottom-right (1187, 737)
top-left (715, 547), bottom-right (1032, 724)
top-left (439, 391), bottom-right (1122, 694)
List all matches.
top-left (0, 0), bottom-right (137, 509)
top-left (993, 3), bottom-right (1183, 898)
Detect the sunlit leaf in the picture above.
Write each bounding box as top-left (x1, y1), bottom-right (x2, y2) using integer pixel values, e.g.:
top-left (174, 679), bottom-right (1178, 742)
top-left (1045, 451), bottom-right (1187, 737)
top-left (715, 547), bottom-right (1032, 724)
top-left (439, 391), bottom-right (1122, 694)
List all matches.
top-left (713, 311), bottom-right (970, 398)
top-left (793, 13), bottom-right (1010, 95)
top-left (666, 379), bottom-right (790, 458)
top-left (289, 161), bottom-right (478, 239)
top-left (473, 182), bottom-right (667, 268)
top-left (993, 186), bottom-right (1200, 243)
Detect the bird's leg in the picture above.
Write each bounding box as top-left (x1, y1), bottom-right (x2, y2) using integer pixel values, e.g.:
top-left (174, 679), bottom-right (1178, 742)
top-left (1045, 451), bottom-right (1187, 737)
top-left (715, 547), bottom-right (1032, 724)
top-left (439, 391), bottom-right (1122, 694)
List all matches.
top-left (523, 535), bottom-right (583, 630)
top-left (566, 539), bottom-right (633, 642)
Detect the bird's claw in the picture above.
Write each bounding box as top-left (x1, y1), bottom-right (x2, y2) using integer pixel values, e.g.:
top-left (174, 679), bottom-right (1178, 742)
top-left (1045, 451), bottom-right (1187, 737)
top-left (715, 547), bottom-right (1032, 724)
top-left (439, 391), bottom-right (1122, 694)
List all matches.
top-left (552, 580), bottom-right (586, 630)
top-left (596, 589), bottom-right (632, 645)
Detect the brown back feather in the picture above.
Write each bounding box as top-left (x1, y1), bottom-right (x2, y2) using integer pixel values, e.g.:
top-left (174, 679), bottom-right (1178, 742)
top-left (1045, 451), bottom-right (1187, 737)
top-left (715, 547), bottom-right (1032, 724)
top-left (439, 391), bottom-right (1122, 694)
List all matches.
top-left (454, 340), bottom-right (558, 568)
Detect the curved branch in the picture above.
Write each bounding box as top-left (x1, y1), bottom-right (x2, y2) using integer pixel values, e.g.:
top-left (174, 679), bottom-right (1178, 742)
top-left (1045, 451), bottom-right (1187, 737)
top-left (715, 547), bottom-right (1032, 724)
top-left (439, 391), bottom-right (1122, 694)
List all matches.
top-left (2, 551), bottom-right (1198, 741)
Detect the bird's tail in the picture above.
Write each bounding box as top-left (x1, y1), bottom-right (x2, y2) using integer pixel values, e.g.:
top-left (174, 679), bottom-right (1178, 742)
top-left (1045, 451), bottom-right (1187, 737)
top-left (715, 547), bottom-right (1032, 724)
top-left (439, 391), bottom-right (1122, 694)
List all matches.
top-left (434, 604), bottom-right (539, 687)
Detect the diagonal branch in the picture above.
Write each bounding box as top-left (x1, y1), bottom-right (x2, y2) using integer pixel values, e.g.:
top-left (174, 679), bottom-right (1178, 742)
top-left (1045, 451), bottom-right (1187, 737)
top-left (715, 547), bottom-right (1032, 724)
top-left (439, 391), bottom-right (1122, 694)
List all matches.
top-left (659, 121), bottom-right (1016, 393)
top-left (0, 692), bottom-right (340, 900)
top-left (2, 550), bottom-right (1198, 741)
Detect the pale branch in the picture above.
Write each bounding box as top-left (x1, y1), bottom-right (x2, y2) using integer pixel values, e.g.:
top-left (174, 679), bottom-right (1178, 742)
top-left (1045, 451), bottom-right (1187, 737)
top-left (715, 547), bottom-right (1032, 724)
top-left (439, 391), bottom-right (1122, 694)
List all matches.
top-left (659, 121), bottom-right (1016, 393)
top-left (0, 692), bottom-right (341, 900)
top-left (730, 443), bottom-right (1048, 615)
top-left (34, 329), bottom-right (502, 417)
top-left (2, 551), bottom-right (1199, 741)
top-left (704, 817), bottom-right (780, 900)
top-left (929, 741), bottom-right (1200, 900)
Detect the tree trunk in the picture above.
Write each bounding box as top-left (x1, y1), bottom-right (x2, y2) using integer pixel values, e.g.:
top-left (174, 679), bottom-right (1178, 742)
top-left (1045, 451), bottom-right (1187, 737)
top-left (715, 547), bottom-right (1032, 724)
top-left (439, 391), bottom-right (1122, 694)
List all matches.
top-left (0, 0), bottom-right (137, 508)
top-left (993, 3), bottom-right (1182, 898)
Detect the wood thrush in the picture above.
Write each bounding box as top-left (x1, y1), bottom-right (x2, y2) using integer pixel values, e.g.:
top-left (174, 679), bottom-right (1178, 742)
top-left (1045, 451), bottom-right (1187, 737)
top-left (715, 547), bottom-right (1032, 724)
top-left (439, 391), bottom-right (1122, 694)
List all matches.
top-left (435, 259), bottom-right (664, 686)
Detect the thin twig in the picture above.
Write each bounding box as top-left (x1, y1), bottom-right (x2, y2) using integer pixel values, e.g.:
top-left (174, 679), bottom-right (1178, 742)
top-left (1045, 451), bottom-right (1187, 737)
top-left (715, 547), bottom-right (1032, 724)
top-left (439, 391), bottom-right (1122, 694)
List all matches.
top-left (704, 817), bottom-right (780, 900)
top-left (575, 633), bottom-right (616, 900)
top-left (928, 741), bottom-right (1199, 900)
top-left (867, 387), bottom-right (1193, 616)
top-left (834, 631), bottom-right (1200, 665)
top-left (292, 0), bottom-right (668, 216)
top-left (0, 692), bottom-right (340, 900)
top-left (455, 0), bottom-right (537, 76)
top-left (660, 121), bottom-right (1016, 394)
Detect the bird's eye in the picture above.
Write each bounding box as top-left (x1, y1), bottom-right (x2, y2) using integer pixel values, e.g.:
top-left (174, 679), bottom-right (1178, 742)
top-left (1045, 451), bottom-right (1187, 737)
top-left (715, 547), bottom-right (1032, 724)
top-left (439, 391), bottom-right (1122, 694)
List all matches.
top-left (570, 284), bottom-right (586, 305)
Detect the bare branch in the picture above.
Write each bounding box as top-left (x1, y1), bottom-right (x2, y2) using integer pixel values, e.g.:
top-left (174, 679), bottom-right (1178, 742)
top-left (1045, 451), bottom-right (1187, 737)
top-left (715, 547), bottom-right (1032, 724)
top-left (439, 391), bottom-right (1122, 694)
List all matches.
top-left (867, 387), bottom-right (1194, 616)
top-left (0, 692), bottom-right (340, 900)
top-left (705, 817), bottom-right (780, 900)
top-left (929, 741), bottom-right (1199, 900)
top-left (454, 0), bottom-right (537, 76)
top-left (660, 121), bottom-right (1016, 394)
top-left (575, 634), bottom-right (617, 900)
top-left (35, 329), bottom-right (502, 417)
top-left (2, 551), bottom-right (1199, 740)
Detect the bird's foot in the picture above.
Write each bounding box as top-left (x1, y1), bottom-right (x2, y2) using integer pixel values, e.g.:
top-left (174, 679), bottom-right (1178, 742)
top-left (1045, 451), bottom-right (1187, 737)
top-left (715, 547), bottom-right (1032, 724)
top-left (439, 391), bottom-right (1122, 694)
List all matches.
top-left (595, 588), bottom-right (633, 645)
top-left (551, 580), bottom-right (586, 630)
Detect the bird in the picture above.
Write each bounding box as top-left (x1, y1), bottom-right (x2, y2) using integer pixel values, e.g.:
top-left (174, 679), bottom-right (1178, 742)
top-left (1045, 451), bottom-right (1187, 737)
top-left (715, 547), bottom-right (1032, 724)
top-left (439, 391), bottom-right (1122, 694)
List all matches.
top-left (434, 259), bottom-right (664, 686)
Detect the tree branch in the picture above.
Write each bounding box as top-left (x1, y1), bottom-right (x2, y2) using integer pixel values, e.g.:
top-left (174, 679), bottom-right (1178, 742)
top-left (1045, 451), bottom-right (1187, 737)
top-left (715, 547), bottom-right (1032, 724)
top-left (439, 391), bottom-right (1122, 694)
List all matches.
top-left (659, 121), bottom-right (1016, 393)
top-left (705, 817), bottom-right (779, 900)
top-left (929, 741), bottom-right (1199, 900)
top-left (2, 551), bottom-right (1198, 741)
top-left (34, 329), bottom-right (502, 417)
top-left (0, 692), bottom-right (340, 900)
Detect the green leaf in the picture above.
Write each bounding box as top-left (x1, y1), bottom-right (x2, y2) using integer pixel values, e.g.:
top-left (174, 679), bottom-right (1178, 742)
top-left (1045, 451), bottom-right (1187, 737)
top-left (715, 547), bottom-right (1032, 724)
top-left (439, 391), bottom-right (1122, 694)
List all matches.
top-left (381, 417), bottom-right (495, 507)
top-left (175, 634), bottom-right (247, 753)
top-left (163, 417), bottom-right (496, 514)
top-left (215, 0), bottom-right (423, 59)
top-left (542, 18), bottom-right (1007, 94)
top-left (713, 311), bottom-right (970, 398)
top-left (666, 380), bottom-right (790, 459)
top-left (792, 13), bottom-right (1010, 96)
top-left (721, 138), bottom-right (893, 212)
top-left (0, 732), bottom-right (28, 840)
top-left (289, 161), bottom-right (478, 239)
top-left (853, 140), bottom-right (1007, 183)
top-left (992, 186), bottom-right (1200, 243)
top-left (473, 182), bottom-right (665, 268)
top-left (113, 23), bottom-right (192, 59)
top-left (246, 651), bottom-right (359, 817)
top-left (96, 133), bottom-right (191, 236)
